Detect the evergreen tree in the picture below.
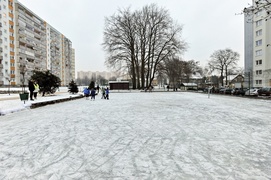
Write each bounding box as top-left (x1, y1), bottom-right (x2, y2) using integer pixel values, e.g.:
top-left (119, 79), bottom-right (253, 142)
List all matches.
top-left (31, 70), bottom-right (61, 96)
top-left (68, 80), bottom-right (79, 94)
top-left (89, 81), bottom-right (95, 90)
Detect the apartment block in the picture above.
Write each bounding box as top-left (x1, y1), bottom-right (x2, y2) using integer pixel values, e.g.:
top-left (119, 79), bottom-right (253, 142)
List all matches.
top-left (0, 0), bottom-right (75, 87)
top-left (244, 0), bottom-right (271, 88)
top-left (77, 71), bottom-right (117, 81)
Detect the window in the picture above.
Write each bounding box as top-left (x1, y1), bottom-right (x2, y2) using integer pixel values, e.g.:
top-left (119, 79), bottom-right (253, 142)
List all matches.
top-left (256, 70), bottom-right (262, 75)
top-left (10, 70), bottom-right (15, 74)
top-left (256, 9), bottom-right (263, 17)
top-left (256, 20), bottom-right (262, 27)
top-left (256, 29), bottom-right (262, 36)
top-left (256, 39), bottom-right (262, 46)
top-left (256, 80), bottom-right (262, 85)
top-left (255, 50), bottom-right (262, 56)
top-left (256, 60), bottom-right (262, 65)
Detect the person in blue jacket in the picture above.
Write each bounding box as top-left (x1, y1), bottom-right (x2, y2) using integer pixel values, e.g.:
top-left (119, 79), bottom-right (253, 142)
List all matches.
top-left (83, 87), bottom-right (90, 100)
top-left (105, 87), bottom-right (109, 100)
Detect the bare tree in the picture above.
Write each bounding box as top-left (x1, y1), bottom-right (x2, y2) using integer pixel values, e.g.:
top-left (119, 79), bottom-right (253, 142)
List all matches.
top-left (103, 8), bottom-right (137, 88)
top-left (208, 48), bottom-right (239, 86)
top-left (103, 4), bottom-right (187, 89)
top-left (243, 0), bottom-right (271, 21)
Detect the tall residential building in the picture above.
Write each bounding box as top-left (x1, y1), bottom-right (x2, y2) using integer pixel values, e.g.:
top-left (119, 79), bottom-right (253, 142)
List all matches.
top-left (244, 14), bottom-right (254, 87)
top-left (0, 0), bottom-right (75, 87)
top-left (244, 0), bottom-right (271, 88)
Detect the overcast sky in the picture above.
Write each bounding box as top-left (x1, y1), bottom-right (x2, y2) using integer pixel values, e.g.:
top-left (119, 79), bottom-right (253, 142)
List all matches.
top-left (19, 0), bottom-right (251, 72)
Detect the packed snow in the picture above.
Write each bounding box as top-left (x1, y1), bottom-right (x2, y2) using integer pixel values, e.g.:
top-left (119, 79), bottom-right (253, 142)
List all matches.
top-left (0, 91), bottom-right (270, 179)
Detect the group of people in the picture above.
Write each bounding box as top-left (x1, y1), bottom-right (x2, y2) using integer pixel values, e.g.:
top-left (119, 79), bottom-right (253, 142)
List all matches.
top-left (83, 87), bottom-right (109, 100)
top-left (28, 79), bottom-right (40, 101)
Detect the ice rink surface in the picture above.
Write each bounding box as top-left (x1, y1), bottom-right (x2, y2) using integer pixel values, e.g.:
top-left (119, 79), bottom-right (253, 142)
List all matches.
top-left (0, 92), bottom-right (270, 179)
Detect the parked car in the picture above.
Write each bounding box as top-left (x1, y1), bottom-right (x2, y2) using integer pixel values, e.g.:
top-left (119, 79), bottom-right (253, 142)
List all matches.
top-left (219, 88), bottom-right (226, 94)
top-left (245, 89), bottom-right (258, 96)
top-left (225, 88), bottom-right (233, 94)
top-left (257, 87), bottom-right (271, 96)
top-left (219, 88), bottom-right (233, 94)
top-left (232, 88), bottom-right (246, 96)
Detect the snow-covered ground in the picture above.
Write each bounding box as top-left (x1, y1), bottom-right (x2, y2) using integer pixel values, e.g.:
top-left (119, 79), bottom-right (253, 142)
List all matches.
top-left (0, 92), bottom-right (270, 179)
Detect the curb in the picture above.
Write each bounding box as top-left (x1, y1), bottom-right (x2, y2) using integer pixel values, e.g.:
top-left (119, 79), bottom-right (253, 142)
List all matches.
top-left (30, 95), bottom-right (84, 109)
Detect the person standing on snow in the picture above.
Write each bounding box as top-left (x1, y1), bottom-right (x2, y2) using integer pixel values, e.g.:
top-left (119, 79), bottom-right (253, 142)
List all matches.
top-left (83, 87), bottom-right (90, 100)
top-left (28, 79), bottom-right (35, 101)
top-left (101, 87), bottom-right (105, 99)
top-left (105, 87), bottom-right (109, 100)
top-left (33, 81), bottom-right (39, 99)
top-left (90, 88), bottom-right (96, 100)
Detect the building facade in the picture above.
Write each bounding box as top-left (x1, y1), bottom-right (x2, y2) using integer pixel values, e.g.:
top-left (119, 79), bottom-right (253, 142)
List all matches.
top-left (245, 0), bottom-right (271, 88)
top-left (0, 0), bottom-right (75, 87)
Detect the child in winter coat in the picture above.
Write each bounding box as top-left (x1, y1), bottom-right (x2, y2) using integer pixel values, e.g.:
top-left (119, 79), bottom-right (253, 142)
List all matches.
top-left (101, 87), bottom-right (105, 99)
top-left (90, 88), bottom-right (96, 100)
top-left (83, 88), bottom-right (90, 100)
top-left (105, 87), bottom-right (109, 100)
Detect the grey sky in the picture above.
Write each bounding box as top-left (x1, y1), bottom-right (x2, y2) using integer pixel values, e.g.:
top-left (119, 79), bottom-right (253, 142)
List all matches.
top-left (19, 0), bottom-right (251, 72)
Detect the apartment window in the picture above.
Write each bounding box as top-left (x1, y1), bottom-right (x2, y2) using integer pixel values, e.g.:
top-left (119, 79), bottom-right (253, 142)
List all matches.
top-left (3, 13), bottom-right (6, 18)
top-left (256, 70), bottom-right (262, 75)
top-left (256, 9), bottom-right (263, 17)
top-left (256, 39), bottom-right (262, 46)
top-left (256, 19), bottom-right (262, 27)
top-left (10, 70), bottom-right (15, 74)
top-left (256, 59), bottom-right (262, 65)
top-left (255, 50), bottom-right (262, 56)
top-left (3, 5), bottom-right (6, 9)
top-left (256, 80), bottom-right (262, 85)
top-left (256, 29), bottom-right (262, 36)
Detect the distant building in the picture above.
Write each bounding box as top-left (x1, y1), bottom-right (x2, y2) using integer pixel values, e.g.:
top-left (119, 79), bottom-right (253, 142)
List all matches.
top-left (77, 71), bottom-right (117, 81)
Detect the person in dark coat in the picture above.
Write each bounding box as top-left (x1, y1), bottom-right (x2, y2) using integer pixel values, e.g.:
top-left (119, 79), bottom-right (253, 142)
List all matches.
top-left (90, 88), bottom-right (96, 100)
top-left (28, 79), bottom-right (35, 100)
top-left (105, 87), bottom-right (109, 100)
